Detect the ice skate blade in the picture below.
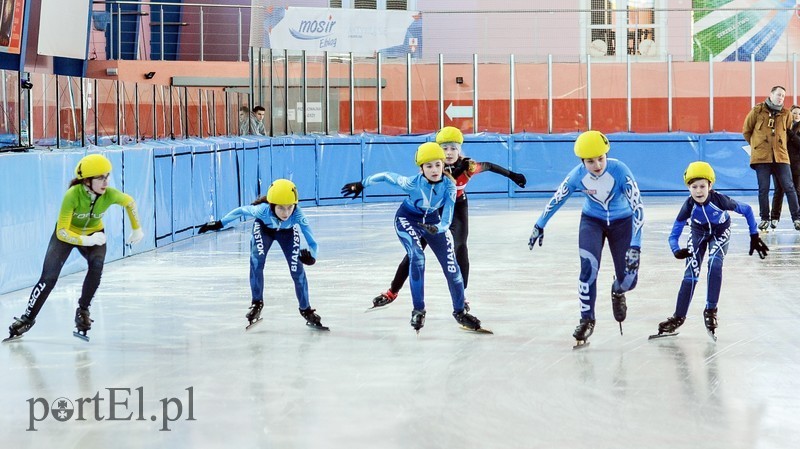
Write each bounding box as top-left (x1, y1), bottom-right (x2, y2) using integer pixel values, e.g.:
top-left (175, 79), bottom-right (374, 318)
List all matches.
top-left (2, 335), bottom-right (23, 343)
top-left (364, 305), bottom-right (390, 313)
top-left (648, 332), bottom-right (679, 340)
top-left (73, 331), bottom-right (90, 342)
top-left (245, 317), bottom-right (263, 331)
top-left (706, 330), bottom-right (717, 342)
top-left (572, 340), bottom-right (590, 350)
top-left (306, 323), bottom-right (330, 331)
top-left (460, 325), bottom-right (493, 334)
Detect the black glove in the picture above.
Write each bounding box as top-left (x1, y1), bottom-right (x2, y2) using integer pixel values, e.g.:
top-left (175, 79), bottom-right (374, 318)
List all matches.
top-left (198, 220), bottom-right (223, 234)
top-left (625, 246), bottom-right (641, 273)
top-left (299, 249), bottom-right (316, 265)
top-left (749, 234), bottom-right (769, 259)
top-left (673, 248), bottom-right (691, 259)
top-left (528, 225), bottom-right (544, 250)
top-left (341, 182), bottom-right (364, 199)
top-left (509, 172), bottom-right (527, 188)
top-left (418, 222), bottom-right (439, 235)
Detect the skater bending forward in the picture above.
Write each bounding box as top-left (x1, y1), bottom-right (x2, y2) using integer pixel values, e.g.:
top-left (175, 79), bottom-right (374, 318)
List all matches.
top-left (7, 154), bottom-right (144, 341)
top-left (341, 142), bottom-right (489, 333)
top-left (528, 130), bottom-right (644, 347)
top-left (653, 162), bottom-right (768, 340)
top-left (198, 179), bottom-right (326, 330)
top-left (371, 126), bottom-right (527, 309)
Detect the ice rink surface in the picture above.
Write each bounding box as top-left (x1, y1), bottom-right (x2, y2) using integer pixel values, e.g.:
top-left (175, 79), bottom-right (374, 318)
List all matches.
top-left (1, 196), bottom-right (798, 449)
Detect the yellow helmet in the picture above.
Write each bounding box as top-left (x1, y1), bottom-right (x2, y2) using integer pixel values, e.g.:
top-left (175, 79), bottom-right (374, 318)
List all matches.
top-left (435, 126), bottom-right (464, 145)
top-left (75, 154), bottom-right (112, 179)
top-left (574, 130), bottom-right (610, 159)
top-left (684, 161), bottom-right (715, 185)
top-left (415, 142), bottom-right (446, 166)
top-left (266, 179), bottom-right (299, 205)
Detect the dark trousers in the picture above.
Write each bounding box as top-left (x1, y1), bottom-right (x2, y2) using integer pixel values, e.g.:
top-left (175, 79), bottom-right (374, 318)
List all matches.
top-left (754, 163), bottom-right (800, 221)
top-left (770, 163), bottom-right (800, 220)
top-left (249, 220), bottom-right (310, 310)
top-left (25, 230), bottom-right (107, 319)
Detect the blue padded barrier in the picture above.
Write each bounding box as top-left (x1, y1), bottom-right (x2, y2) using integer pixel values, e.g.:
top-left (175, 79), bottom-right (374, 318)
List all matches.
top-left (462, 133), bottom-right (513, 198)
top-left (122, 144), bottom-right (156, 255)
top-left (700, 133), bottom-right (754, 191)
top-left (153, 143), bottom-right (174, 247)
top-left (188, 139), bottom-right (216, 233)
top-left (317, 135), bottom-right (363, 205)
top-left (512, 133), bottom-right (580, 194)
top-left (361, 134), bottom-right (427, 202)
top-left (257, 139), bottom-right (273, 200)
top-left (238, 137), bottom-right (260, 203)
top-left (215, 139), bottom-right (240, 219)
top-left (270, 135), bottom-right (317, 203)
top-left (171, 142), bottom-right (194, 242)
top-left (102, 148), bottom-right (126, 263)
top-left (604, 133), bottom-right (701, 192)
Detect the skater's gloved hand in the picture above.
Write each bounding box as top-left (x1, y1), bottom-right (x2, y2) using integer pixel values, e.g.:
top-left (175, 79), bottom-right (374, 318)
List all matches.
top-left (82, 232), bottom-right (106, 246)
top-left (127, 228), bottom-right (144, 245)
top-left (528, 225), bottom-right (544, 250)
top-left (198, 220), bottom-right (223, 234)
top-left (625, 246), bottom-right (641, 273)
top-left (673, 248), bottom-right (691, 259)
top-left (299, 249), bottom-right (316, 265)
top-left (418, 222), bottom-right (439, 234)
top-left (509, 172), bottom-right (527, 188)
top-left (749, 234), bottom-right (769, 259)
top-left (341, 182), bottom-right (364, 199)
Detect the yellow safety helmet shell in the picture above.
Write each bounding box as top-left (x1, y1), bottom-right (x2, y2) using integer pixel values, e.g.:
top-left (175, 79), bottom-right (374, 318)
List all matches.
top-left (75, 154), bottom-right (112, 179)
top-left (415, 142), bottom-right (446, 166)
top-left (684, 161), bottom-right (715, 185)
top-left (266, 179), bottom-right (299, 205)
top-left (435, 126), bottom-right (464, 145)
top-left (574, 130), bottom-right (610, 159)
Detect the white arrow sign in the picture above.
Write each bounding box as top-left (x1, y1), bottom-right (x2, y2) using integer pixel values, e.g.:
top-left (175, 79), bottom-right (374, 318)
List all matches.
top-left (445, 103), bottom-right (473, 120)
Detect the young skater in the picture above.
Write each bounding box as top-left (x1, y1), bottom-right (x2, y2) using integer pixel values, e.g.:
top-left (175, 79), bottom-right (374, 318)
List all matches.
top-left (528, 130), bottom-right (643, 348)
top-left (651, 161), bottom-right (768, 341)
top-left (6, 154), bottom-right (144, 342)
top-left (369, 126), bottom-right (527, 310)
top-left (198, 179), bottom-right (327, 330)
top-left (342, 142), bottom-right (490, 333)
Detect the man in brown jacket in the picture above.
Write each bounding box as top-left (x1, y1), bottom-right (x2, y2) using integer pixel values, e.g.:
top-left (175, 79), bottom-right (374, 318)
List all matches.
top-left (742, 85), bottom-right (800, 230)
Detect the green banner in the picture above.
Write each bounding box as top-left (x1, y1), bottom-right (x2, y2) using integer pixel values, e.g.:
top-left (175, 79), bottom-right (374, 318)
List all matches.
top-left (692, 10), bottom-right (761, 61)
top-left (693, 0), bottom-right (735, 22)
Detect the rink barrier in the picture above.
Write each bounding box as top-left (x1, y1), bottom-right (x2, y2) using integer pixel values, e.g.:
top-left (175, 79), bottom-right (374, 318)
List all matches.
top-left (0, 132), bottom-right (756, 294)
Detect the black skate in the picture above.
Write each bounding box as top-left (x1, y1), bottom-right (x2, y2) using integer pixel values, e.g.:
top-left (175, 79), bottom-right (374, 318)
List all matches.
top-left (300, 307), bottom-right (329, 331)
top-left (3, 315), bottom-right (35, 342)
top-left (572, 318), bottom-right (595, 349)
top-left (365, 290), bottom-right (398, 312)
top-left (649, 315), bottom-right (685, 340)
top-left (611, 289), bottom-right (627, 335)
top-left (703, 308), bottom-right (718, 342)
top-left (453, 309), bottom-right (492, 334)
top-left (410, 309), bottom-right (426, 333)
top-left (73, 307), bottom-right (93, 342)
top-left (245, 301), bottom-right (264, 330)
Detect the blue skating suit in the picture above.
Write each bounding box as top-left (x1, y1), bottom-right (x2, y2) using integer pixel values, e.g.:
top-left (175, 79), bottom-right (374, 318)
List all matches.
top-left (668, 191), bottom-right (758, 316)
top-left (362, 172), bottom-right (466, 312)
top-left (534, 158), bottom-right (644, 320)
top-left (220, 204), bottom-right (318, 309)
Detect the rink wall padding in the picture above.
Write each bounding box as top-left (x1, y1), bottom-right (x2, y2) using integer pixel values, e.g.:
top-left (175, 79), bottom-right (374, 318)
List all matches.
top-left (0, 132), bottom-right (759, 294)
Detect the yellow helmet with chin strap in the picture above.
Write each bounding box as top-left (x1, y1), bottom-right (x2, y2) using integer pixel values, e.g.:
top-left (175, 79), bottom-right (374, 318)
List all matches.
top-left (574, 130), bottom-right (610, 159)
top-left (435, 126), bottom-right (464, 145)
top-left (75, 154), bottom-right (112, 179)
top-left (266, 179), bottom-right (299, 205)
top-left (414, 142), bottom-right (446, 166)
top-left (684, 161), bottom-right (715, 185)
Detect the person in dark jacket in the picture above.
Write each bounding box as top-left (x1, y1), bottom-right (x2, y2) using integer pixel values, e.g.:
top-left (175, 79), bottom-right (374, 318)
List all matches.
top-left (768, 104), bottom-right (800, 228)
